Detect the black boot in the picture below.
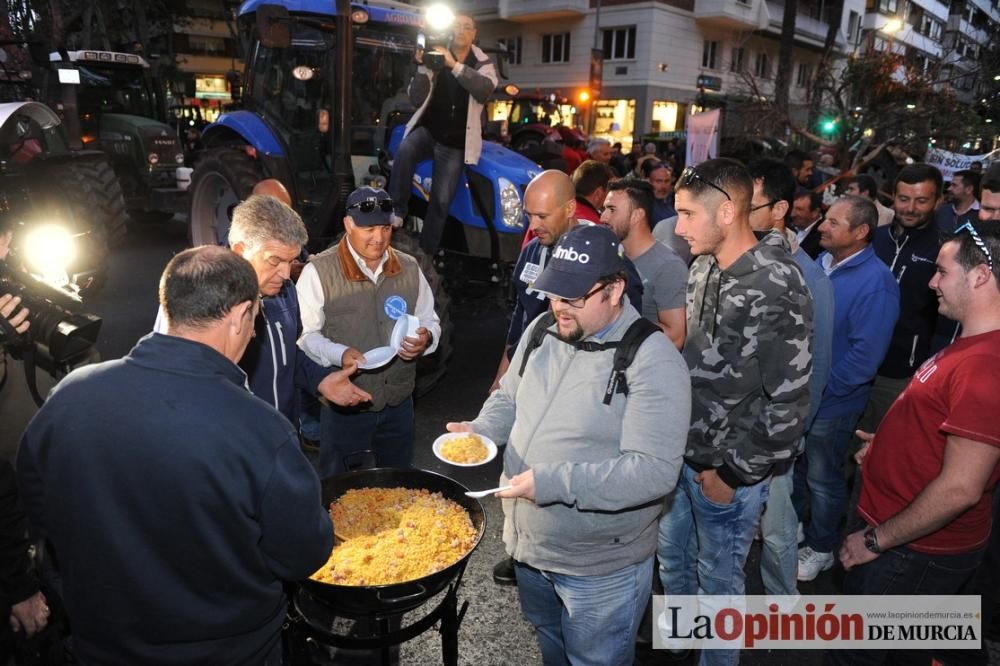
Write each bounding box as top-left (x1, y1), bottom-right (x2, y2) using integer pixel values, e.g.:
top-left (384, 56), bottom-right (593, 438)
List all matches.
top-left (492, 556), bottom-right (517, 586)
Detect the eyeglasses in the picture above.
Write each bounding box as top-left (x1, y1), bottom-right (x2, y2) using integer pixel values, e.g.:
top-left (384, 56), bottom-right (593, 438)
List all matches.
top-left (954, 221), bottom-right (994, 271)
top-left (677, 166), bottom-right (732, 201)
top-left (750, 199), bottom-right (778, 213)
top-left (550, 284), bottom-right (607, 309)
top-left (348, 199), bottom-right (394, 214)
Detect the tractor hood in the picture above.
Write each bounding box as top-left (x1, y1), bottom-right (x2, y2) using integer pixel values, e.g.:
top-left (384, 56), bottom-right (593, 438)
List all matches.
top-left (478, 140), bottom-right (544, 175)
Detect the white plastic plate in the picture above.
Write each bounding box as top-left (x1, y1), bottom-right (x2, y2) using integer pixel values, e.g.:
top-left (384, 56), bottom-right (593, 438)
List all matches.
top-left (432, 432), bottom-right (498, 467)
top-left (391, 314), bottom-right (420, 351)
top-left (358, 345), bottom-right (396, 370)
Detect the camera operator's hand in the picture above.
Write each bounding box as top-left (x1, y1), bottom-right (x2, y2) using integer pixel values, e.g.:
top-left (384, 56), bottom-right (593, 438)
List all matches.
top-left (432, 46), bottom-right (457, 70)
top-left (0, 294), bottom-right (30, 335)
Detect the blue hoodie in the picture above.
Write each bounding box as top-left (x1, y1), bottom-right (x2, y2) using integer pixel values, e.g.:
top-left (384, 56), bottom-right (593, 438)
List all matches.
top-left (816, 244), bottom-right (900, 419)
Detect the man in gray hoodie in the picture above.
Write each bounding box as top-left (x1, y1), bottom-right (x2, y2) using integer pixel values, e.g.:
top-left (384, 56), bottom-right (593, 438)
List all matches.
top-left (656, 159), bottom-right (813, 666)
top-left (448, 224), bottom-right (690, 666)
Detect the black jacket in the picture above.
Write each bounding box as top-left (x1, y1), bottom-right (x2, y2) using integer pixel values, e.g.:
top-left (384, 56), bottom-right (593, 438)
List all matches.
top-left (798, 221), bottom-right (824, 260)
top-left (872, 220), bottom-right (947, 378)
top-left (0, 459), bottom-right (37, 614)
top-left (17, 333), bottom-right (333, 665)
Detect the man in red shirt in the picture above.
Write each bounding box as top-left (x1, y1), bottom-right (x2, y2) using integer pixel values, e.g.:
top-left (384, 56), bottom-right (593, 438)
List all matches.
top-left (832, 221), bottom-right (1000, 665)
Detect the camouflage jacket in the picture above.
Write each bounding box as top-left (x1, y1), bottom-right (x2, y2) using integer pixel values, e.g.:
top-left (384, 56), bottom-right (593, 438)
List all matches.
top-left (683, 230), bottom-right (814, 487)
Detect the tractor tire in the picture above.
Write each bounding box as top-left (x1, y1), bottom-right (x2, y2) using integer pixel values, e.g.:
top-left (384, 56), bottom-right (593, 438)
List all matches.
top-left (46, 157), bottom-right (129, 249)
top-left (188, 147), bottom-right (262, 246)
top-left (391, 229), bottom-right (454, 397)
top-left (42, 157), bottom-right (128, 296)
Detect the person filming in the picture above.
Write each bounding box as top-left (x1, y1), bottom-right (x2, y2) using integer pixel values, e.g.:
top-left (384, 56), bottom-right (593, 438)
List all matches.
top-left (387, 12), bottom-right (497, 255)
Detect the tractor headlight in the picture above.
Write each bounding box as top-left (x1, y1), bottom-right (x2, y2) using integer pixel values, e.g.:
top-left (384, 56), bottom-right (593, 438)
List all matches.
top-left (498, 177), bottom-right (523, 229)
top-left (22, 224), bottom-right (77, 281)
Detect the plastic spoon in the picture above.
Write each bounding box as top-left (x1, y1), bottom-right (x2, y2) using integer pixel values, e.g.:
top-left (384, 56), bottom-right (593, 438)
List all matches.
top-left (464, 485), bottom-right (512, 498)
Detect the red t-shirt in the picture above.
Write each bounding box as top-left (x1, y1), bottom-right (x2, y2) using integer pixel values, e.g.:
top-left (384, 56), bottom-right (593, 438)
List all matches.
top-left (858, 329), bottom-right (1000, 554)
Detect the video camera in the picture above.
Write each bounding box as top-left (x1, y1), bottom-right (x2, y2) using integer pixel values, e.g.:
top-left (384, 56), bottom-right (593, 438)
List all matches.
top-left (419, 4), bottom-right (457, 72)
top-left (0, 260), bottom-right (101, 375)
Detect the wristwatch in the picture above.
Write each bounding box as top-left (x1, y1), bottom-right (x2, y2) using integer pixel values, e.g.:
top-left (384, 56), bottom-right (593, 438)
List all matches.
top-left (863, 527), bottom-right (882, 554)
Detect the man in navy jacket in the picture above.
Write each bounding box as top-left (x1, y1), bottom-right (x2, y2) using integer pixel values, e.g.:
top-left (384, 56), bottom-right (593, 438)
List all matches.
top-left (17, 246), bottom-right (334, 664)
top-left (155, 194), bottom-right (372, 425)
top-left (863, 164), bottom-right (952, 433)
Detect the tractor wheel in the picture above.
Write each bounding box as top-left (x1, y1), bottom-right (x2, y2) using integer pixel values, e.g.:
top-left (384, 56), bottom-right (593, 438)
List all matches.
top-left (391, 228), bottom-right (454, 397)
top-left (42, 157), bottom-right (128, 296)
top-left (188, 147), bottom-right (262, 246)
top-left (46, 157), bottom-right (129, 249)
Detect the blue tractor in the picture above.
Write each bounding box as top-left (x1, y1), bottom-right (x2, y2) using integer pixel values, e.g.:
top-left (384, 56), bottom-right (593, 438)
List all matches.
top-left (188, 0), bottom-right (539, 390)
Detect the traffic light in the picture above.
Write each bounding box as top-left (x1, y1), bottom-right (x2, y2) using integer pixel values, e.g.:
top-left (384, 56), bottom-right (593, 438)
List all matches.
top-left (577, 89), bottom-right (590, 104)
top-left (820, 116), bottom-right (839, 134)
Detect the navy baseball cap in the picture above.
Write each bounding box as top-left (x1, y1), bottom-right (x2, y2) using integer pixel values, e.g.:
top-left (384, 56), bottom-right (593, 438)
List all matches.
top-left (346, 186), bottom-right (393, 227)
top-left (532, 224), bottom-right (626, 299)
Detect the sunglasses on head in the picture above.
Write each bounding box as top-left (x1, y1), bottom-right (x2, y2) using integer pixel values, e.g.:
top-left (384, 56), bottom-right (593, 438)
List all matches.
top-left (954, 221), bottom-right (994, 271)
top-left (677, 166), bottom-right (732, 201)
top-left (348, 199), bottom-right (394, 214)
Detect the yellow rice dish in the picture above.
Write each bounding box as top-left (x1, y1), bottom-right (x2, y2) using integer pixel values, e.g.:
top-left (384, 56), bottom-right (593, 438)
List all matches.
top-left (310, 487), bottom-right (477, 586)
top-left (440, 435), bottom-right (489, 464)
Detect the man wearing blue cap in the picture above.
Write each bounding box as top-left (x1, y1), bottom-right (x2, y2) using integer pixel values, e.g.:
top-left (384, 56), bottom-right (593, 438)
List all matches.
top-left (298, 186), bottom-right (441, 477)
top-left (447, 224), bottom-right (691, 666)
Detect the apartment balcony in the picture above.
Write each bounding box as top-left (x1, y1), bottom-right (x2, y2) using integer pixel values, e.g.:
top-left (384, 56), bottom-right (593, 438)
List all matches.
top-left (693, 0), bottom-right (770, 31)
top-left (496, 0), bottom-right (588, 22)
top-left (765, 2), bottom-right (844, 49)
top-left (945, 15), bottom-right (990, 46)
top-left (863, 13), bottom-right (943, 58)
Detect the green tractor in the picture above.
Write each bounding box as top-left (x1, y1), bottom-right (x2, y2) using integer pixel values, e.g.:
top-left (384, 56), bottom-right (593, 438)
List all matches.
top-left (45, 49), bottom-right (186, 224)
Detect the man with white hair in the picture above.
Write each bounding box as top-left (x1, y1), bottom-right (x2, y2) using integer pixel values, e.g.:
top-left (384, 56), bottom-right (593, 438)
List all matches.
top-left (154, 195), bottom-right (371, 426)
top-left (587, 138), bottom-right (612, 165)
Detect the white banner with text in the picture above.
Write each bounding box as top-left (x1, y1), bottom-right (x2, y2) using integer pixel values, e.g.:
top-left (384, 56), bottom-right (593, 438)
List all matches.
top-left (925, 148), bottom-right (997, 181)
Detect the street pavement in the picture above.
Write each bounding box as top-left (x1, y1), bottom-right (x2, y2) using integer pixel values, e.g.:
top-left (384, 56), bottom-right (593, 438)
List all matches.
top-left (1, 218), bottom-right (996, 665)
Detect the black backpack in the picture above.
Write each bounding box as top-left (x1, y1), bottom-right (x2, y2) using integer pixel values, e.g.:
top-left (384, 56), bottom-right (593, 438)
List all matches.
top-left (516, 311), bottom-right (660, 405)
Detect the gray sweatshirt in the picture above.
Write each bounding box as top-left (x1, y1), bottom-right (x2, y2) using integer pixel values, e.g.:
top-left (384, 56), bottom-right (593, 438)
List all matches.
top-left (471, 304), bottom-right (691, 576)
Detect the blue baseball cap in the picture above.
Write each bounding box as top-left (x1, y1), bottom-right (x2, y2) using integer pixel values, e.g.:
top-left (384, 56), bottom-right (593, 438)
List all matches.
top-left (532, 224), bottom-right (627, 299)
top-left (345, 186), bottom-right (393, 227)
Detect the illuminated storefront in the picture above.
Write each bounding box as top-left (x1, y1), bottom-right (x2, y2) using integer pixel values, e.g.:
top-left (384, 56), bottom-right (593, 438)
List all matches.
top-left (592, 99), bottom-right (635, 149)
top-left (651, 101), bottom-right (685, 133)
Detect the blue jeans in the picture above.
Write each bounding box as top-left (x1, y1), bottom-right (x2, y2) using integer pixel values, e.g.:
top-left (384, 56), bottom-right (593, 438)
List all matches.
top-left (825, 545), bottom-right (983, 666)
top-left (792, 412), bottom-right (861, 553)
top-left (318, 398), bottom-right (414, 478)
top-left (760, 459), bottom-right (798, 595)
top-left (516, 558), bottom-right (653, 666)
top-left (388, 126), bottom-right (465, 255)
top-left (657, 464), bottom-right (769, 666)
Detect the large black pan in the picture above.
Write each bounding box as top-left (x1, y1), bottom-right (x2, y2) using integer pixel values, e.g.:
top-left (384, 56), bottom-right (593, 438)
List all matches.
top-left (298, 467), bottom-right (487, 616)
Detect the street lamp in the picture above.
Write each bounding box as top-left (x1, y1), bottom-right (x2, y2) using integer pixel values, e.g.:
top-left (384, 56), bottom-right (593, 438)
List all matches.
top-left (881, 18), bottom-right (902, 35)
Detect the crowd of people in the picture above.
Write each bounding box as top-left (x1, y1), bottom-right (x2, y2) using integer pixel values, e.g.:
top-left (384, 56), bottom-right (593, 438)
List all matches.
top-left (0, 9), bottom-right (998, 661)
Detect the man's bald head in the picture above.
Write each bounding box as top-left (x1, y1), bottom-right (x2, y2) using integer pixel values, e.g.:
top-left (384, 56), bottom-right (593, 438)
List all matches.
top-left (252, 179), bottom-right (292, 207)
top-left (524, 170), bottom-right (577, 246)
top-left (525, 169), bottom-right (576, 205)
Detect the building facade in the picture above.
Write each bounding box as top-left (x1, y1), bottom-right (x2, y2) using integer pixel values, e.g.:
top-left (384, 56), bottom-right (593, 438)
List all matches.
top-left (458, 0), bottom-right (996, 149)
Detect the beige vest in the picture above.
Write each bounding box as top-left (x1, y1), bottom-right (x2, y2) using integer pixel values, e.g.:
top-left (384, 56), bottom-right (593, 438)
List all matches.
top-left (311, 241), bottom-right (421, 411)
